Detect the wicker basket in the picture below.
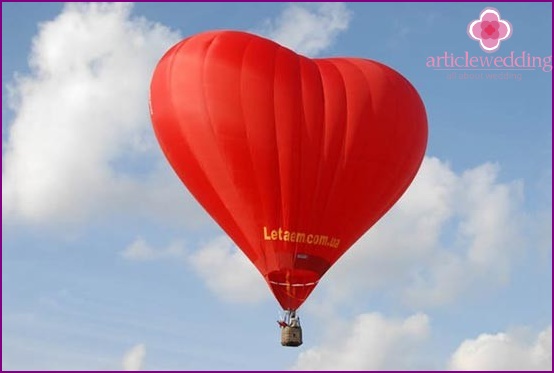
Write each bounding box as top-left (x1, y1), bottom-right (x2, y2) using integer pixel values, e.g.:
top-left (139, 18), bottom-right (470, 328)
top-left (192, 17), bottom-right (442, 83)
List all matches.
top-left (281, 325), bottom-right (303, 347)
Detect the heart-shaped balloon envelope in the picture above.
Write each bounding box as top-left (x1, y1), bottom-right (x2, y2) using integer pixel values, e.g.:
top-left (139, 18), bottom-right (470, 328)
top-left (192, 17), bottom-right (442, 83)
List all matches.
top-left (150, 30), bottom-right (427, 311)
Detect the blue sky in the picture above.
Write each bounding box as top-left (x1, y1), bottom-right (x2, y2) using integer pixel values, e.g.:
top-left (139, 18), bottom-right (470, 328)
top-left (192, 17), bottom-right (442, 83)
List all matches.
top-left (2, 2), bottom-right (551, 370)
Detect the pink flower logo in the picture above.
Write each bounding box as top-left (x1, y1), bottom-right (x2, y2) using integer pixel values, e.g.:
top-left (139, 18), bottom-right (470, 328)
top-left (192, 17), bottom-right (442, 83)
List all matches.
top-left (467, 8), bottom-right (512, 53)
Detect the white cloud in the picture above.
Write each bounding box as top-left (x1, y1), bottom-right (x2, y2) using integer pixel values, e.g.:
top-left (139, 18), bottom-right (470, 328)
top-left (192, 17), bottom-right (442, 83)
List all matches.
top-left (449, 325), bottom-right (552, 370)
top-left (121, 237), bottom-right (186, 261)
top-left (293, 312), bottom-right (430, 370)
top-left (318, 157), bottom-right (526, 308)
top-left (537, 210), bottom-right (552, 258)
top-left (293, 314), bottom-right (551, 371)
top-left (259, 2), bottom-right (351, 56)
top-left (535, 169), bottom-right (552, 258)
top-left (182, 157), bottom-right (530, 310)
top-left (122, 343), bottom-right (146, 371)
top-left (405, 161), bottom-right (524, 306)
top-left (1, 3), bottom-right (198, 226)
top-left (1, 2), bottom-right (353, 229)
top-left (188, 236), bottom-right (269, 304)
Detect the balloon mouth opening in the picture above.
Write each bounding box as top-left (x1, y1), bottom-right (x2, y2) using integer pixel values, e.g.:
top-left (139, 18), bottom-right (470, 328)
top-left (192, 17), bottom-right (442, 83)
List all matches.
top-left (266, 270), bottom-right (321, 310)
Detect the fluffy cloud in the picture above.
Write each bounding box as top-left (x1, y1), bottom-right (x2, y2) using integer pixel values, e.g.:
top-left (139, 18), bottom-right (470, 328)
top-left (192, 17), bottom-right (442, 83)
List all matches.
top-left (536, 169), bottom-right (552, 258)
top-left (318, 157), bottom-right (525, 308)
top-left (121, 237), bottom-right (186, 261)
top-left (1, 3), bottom-right (196, 226)
top-left (259, 2), bottom-right (351, 56)
top-left (293, 315), bottom-right (552, 371)
top-left (188, 236), bottom-right (269, 304)
top-left (293, 313), bottom-right (430, 370)
top-left (183, 157), bottom-right (528, 310)
top-left (121, 235), bottom-right (268, 303)
top-left (122, 343), bottom-right (146, 371)
top-left (2, 2), bottom-right (353, 228)
top-left (449, 325), bottom-right (552, 370)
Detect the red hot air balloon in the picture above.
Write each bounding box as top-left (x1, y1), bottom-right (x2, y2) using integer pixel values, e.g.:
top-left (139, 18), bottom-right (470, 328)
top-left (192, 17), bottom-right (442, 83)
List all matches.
top-left (150, 30), bottom-right (427, 343)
